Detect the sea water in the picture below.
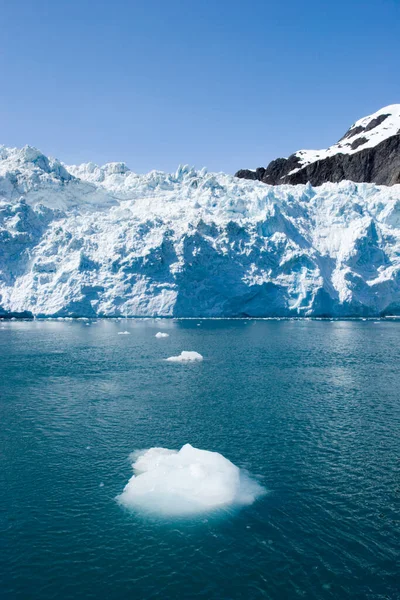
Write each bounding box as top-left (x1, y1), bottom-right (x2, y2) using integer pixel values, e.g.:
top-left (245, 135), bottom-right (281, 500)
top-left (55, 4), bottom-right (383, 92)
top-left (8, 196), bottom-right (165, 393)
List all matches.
top-left (0, 319), bottom-right (399, 599)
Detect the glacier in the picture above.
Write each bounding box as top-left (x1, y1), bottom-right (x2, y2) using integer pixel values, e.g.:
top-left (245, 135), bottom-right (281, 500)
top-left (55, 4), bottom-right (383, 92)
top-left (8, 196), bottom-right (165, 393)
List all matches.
top-left (1, 144), bottom-right (400, 318)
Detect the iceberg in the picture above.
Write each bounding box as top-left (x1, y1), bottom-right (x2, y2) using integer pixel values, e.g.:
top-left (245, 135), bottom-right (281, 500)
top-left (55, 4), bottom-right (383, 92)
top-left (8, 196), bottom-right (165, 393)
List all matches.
top-left (155, 332), bottom-right (169, 338)
top-left (166, 351), bottom-right (203, 362)
top-left (117, 444), bottom-right (264, 516)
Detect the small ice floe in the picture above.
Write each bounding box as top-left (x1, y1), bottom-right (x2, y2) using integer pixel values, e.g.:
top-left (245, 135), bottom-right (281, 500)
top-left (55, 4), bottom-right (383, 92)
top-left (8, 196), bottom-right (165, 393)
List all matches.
top-left (118, 331), bottom-right (130, 335)
top-left (166, 351), bottom-right (203, 362)
top-left (116, 444), bottom-right (265, 517)
top-left (99, 482), bottom-right (104, 488)
top-left (155, 332), bottom-right (169, 338)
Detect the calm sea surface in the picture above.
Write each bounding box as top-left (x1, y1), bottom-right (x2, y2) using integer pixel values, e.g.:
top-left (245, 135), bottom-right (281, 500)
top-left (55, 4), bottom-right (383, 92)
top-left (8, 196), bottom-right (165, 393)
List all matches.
top-left (0, 319), bottom-right (399, 599)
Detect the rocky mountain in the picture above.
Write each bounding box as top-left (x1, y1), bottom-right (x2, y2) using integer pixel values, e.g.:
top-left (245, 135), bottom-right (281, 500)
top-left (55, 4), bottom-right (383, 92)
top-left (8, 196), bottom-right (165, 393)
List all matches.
top-left (1, 143), bottom-right (400, 318)
top-left (236, 104), bottom-right (400, 187)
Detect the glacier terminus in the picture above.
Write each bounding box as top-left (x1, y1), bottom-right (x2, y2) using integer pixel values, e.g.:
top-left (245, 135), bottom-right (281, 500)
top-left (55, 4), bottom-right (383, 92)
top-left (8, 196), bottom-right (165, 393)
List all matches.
top-left (1, 144), bottom-right (400, 318)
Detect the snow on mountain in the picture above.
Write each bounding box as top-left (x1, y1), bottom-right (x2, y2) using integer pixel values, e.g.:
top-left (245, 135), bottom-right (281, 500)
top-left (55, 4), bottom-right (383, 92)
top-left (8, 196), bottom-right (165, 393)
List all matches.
top-left (1, 145), bottom-right (400, 318)
top-left (290, 104), bottom-right (400, 174)
top-left (236, 104), bottom-right (400, 187)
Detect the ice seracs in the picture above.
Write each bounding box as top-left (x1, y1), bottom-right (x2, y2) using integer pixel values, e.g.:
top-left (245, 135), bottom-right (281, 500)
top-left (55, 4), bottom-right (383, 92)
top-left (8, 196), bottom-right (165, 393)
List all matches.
top-left (166, 351), bottom-right (203, 362)
top-left (116, 444), bottom-right (265, 516)
top-left (1, 141), bottom-right (400, 317)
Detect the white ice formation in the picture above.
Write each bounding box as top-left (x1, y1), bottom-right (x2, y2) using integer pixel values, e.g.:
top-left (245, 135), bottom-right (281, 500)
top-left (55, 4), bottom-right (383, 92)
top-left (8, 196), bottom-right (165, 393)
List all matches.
top-left (117, 444), bottom-right (264, 516)
top-left (1, 143), bottom-right (400, 317)
top-left (165, 351), bottom-right (203, 362)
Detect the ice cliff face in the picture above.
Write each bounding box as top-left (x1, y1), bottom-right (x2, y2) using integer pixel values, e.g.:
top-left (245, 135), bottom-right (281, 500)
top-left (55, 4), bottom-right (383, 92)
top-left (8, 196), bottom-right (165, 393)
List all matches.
top-left (1, 144), bottom-right (400, 317)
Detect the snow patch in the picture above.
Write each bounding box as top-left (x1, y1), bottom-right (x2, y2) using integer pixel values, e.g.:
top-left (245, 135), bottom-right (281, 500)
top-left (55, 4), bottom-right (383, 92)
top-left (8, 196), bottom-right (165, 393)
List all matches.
top-left (117, 444), bottom-right (264, 516)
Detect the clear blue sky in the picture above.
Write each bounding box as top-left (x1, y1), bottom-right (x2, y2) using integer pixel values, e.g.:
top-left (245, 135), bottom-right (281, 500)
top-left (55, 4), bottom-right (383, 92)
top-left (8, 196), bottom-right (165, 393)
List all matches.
top-left (0, 0), bottom-right (398, 173)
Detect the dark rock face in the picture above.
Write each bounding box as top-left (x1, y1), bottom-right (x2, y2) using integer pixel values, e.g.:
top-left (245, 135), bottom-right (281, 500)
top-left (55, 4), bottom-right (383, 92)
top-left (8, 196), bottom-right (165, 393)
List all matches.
top-left (350, 137), bottom-right (369, 150)
top-left (236, 133), bottom-right (400, 187)
top-left (364, 114), bottom-right (390, 132)
top-left (235, 168), bottom-right (261, 181)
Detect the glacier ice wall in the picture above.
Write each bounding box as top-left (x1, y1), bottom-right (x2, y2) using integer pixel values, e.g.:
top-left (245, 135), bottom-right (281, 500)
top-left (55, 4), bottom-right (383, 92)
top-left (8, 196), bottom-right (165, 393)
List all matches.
top-left (1, 145), bottom-right (400, 317)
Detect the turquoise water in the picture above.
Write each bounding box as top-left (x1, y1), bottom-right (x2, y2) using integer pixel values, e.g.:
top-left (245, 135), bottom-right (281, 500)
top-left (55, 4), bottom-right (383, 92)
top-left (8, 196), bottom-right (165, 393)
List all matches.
top-left (1, 319), bottom-right (399, 599)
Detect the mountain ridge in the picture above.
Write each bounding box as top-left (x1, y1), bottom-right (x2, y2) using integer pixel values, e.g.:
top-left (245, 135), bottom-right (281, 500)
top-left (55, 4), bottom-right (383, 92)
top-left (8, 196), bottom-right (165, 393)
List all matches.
top-left (236, 104), bottom-right (400, 187)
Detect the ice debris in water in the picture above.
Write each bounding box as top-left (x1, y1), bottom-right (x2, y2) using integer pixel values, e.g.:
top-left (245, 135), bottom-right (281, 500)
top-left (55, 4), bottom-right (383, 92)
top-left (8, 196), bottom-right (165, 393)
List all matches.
top-left (155, 332), bottom-right (169, 338)
top-left (118, 331), bottom-right (130, 335)
top-left (166, 351), bottom-right (203, 362)
top-left (117, 444), bottom-right (265, 516)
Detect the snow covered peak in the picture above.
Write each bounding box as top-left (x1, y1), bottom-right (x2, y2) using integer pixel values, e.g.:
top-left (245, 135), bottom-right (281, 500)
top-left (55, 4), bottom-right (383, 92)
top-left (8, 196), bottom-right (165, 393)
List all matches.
top-left (292, 104), bottom-right (400, 173)
top-left (343, 104), bottom-right (400, 145)
top-left (236, 104), bottom-right (400, 186)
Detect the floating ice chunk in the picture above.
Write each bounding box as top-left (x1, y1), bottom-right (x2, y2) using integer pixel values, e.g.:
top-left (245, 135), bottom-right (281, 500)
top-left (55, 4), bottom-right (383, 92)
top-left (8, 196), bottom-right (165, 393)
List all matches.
top-left (117, 444), bottom-right (264, 516)
top-left (155, 332), bottom-right (169, 338)
top-left (166, 351), bottom-right (203, 362)
top-left (118, 331), bottom-right (130, 335)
